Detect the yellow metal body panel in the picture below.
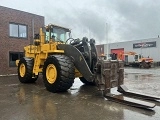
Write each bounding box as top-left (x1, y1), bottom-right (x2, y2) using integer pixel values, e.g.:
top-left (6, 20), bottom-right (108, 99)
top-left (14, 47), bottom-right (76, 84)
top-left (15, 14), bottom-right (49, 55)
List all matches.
top-left (25, 43), bottom-right (64, 75)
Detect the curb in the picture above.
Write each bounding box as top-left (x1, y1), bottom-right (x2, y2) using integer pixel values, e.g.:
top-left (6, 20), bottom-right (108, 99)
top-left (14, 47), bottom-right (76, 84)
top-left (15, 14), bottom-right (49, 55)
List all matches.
top-left (0, 74), bottom-right (18, 77)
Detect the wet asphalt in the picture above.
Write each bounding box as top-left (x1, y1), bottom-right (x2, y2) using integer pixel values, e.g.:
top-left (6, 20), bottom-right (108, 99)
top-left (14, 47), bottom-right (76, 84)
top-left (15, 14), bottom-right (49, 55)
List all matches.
top-left (0, 68), bottom-right (160, 120)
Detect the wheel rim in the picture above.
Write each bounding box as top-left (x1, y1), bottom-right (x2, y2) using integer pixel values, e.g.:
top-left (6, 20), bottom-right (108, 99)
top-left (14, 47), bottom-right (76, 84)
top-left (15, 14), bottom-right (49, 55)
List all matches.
top-left (46, 64), bottom-right (57, 84)
top-left (20, 63), bottom-right (26, 77)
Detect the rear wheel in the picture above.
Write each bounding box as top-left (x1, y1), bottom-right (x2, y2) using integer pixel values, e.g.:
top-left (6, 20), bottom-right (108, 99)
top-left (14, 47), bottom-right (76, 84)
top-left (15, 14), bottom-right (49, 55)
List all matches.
top-left (18, 57), bottom-right (38, 83)
top-left (43, 55), bottom-right (75, 92)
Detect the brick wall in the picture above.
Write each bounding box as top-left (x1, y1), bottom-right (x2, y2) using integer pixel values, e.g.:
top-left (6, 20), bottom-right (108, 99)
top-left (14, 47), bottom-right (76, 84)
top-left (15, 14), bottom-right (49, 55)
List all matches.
top-left (0, 6), bottom-right (44, 75)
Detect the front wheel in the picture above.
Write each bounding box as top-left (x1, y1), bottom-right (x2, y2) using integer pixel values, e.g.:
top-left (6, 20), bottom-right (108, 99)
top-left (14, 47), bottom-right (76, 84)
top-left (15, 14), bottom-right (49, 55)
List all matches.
top-left (43, 55), bottom-right (75, 92)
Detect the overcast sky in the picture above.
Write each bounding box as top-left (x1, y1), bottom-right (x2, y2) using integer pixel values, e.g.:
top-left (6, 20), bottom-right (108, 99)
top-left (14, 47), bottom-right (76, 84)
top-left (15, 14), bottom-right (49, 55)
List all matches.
top-left (1, 0), bottom-right (160, 44)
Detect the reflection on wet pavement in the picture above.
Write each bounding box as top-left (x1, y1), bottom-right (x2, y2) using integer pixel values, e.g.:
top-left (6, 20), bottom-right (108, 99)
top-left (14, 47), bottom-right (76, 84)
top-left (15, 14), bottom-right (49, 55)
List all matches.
top-left (0, 68), bottom-right (160, 120)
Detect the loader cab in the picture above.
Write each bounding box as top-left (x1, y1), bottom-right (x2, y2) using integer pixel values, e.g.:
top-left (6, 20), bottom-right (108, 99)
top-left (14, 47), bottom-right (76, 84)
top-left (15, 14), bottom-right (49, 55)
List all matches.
top-left (45, 24), bottom-right (71, 43)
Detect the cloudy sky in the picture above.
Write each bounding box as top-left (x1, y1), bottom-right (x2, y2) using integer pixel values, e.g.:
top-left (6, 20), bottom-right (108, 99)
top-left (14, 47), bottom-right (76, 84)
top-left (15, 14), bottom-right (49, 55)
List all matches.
top-left (1, 0), bottom-right (160, 44)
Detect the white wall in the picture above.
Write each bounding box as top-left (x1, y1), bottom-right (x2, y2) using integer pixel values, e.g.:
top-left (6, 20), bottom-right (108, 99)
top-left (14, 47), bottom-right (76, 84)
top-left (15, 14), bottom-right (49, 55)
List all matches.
top-left (104, 38), bottom-right (160, 61)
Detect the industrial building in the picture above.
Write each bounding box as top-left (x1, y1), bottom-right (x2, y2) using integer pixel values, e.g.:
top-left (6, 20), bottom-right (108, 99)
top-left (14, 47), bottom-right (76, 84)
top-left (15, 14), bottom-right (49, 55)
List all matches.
top-left (0, 6), bottom-right (44, 75)
top-left (96, 37), bottom-right (160, 65)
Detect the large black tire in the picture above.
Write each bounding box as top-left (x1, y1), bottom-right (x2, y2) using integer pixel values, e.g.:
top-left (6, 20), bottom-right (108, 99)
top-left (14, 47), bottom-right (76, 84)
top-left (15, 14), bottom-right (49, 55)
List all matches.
top-left (79, 77), bottom-right (95, 85)
top-left (43, 55), bottom-right (75, 92)
top-left (18, 57), bottom-right (38, 83)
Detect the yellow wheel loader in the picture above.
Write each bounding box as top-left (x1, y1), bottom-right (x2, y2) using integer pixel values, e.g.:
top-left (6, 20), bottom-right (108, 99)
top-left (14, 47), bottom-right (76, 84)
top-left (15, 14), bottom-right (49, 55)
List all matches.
top-left (16, 24), bottom-right (159, 109)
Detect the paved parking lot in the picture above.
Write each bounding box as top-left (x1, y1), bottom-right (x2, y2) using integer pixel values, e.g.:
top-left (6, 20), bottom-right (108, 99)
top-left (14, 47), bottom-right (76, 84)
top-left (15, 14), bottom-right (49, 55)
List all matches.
top-left (0, 68), bottom-right (160, 120)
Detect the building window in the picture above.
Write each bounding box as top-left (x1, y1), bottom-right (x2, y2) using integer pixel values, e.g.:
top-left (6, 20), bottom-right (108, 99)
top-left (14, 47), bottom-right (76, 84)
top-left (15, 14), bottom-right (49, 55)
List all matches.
top-left (9, 52), bottom-right (24, 67)
top-left (9, 23), bottom-right (27, 38)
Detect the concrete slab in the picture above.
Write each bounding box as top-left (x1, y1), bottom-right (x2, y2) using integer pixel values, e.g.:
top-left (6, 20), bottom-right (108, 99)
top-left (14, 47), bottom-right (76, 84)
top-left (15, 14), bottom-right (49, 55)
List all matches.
top-left (0, 68), bottom-right (160, 120)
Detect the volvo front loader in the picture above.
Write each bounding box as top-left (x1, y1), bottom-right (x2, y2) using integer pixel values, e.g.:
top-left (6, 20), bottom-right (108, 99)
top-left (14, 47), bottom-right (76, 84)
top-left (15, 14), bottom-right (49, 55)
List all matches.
top-left (16, 24), bottom-right (160, 109)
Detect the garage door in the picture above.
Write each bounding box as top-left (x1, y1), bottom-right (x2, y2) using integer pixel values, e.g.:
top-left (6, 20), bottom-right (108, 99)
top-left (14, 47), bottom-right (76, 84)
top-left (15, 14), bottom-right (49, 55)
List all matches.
top-left (111, 48), bottom-right (124, 60)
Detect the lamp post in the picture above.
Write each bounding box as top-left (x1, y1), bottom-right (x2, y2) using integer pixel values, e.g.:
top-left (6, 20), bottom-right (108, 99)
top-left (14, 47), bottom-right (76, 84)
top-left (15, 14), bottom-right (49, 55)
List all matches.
top-left (105, 23), bottom-right (109, 60)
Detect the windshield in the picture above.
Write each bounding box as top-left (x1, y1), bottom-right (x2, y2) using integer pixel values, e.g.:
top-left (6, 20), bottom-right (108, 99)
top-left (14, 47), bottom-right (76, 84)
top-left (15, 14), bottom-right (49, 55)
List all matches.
top-left (52, 28), bottom-right (66, 41)
top-left (46, 27), bottom-right (69, 42)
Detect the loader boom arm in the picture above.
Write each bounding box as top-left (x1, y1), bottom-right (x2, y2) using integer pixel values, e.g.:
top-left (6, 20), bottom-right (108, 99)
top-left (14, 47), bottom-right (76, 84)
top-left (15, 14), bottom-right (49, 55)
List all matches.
top-left (58, 44), bottom-right (95, 82)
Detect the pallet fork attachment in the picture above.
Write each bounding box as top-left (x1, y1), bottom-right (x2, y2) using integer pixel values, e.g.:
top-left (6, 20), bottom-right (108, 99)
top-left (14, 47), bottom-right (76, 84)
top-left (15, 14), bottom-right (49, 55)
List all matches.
top-left (95, 60), bottom-right (160, 109)
top-left (118, 85), bottom-right (160, 101)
